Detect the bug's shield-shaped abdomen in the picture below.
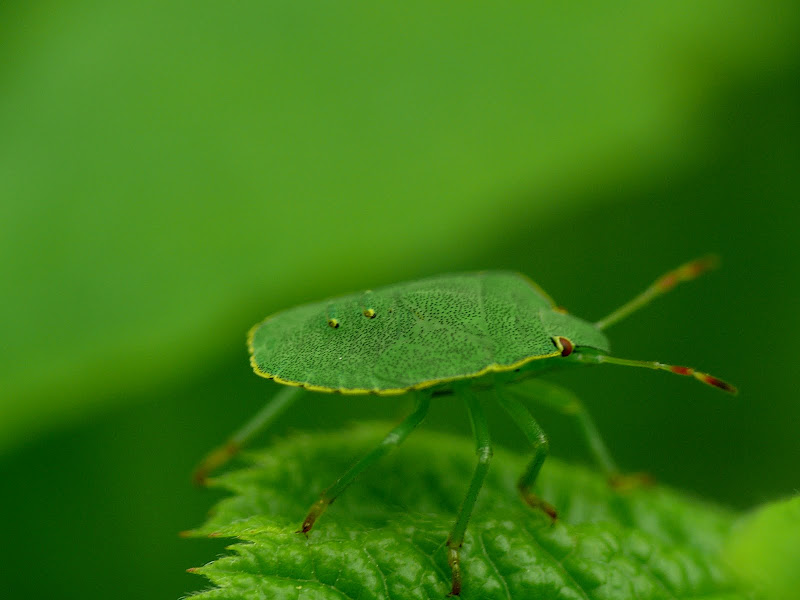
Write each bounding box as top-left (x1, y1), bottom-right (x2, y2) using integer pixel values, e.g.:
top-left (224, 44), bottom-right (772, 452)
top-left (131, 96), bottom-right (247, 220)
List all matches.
top-left (249, 272), bottom-right (571, 393)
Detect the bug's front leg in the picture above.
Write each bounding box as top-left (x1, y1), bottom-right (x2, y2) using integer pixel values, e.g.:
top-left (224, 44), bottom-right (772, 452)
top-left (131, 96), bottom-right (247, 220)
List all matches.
top-left (495, 389), bottom-right (557, 520)
top-left (446, 387), bottom-right (493, 596)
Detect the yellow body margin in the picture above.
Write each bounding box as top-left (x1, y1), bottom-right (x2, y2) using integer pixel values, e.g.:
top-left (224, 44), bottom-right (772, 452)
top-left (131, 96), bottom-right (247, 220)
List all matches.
top-left (247, 319), bottom-right (561, 397)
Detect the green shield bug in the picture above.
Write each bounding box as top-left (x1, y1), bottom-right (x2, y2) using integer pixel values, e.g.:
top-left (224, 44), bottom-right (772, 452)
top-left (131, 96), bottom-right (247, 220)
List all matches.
top-left (195, 256), bottom-right (736, 596)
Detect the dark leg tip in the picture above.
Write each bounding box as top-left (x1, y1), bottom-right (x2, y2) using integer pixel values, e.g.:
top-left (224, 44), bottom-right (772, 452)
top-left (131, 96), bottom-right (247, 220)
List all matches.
top-left (448, 574), bottom-right (462, 597)
top-left (447, 545), bottom-right (462, 597)
top-left (192, 442), bottom-right (240, 486)
top-left (609, 471), bottom-right (655, 492)
top-left (519, 487), bottom-right (559, 522)
top-left (542, 503), bottom-right (558, 522)
top-left (191, 469), bottom-right (208, 487)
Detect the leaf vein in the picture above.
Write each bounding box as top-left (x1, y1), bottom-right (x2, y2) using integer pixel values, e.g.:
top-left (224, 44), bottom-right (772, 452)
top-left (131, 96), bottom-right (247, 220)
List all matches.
top-left (478, 530), bottom-right (512, 600)
top-left (362, 544), bottom-right (391, 600)
top-left (406, 527), bottom-right (450, 582)
top-left (519, 521), bottom-right (592, 600)
top-left (305, 543), bottom-right (359, 600)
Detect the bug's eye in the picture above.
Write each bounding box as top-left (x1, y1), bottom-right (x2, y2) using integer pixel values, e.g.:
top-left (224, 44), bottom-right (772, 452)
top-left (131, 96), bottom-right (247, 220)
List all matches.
top-left (552, 336), bottom-right (574, 357)
top-left (363, 308), bottom-right (376, 319)
top-left (328, 318), bottom-right (340, 329)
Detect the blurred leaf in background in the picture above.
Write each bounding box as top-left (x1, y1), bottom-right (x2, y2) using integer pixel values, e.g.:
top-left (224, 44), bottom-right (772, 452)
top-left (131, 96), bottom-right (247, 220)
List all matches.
top-left (3, 0), bottom-right (798, 447)
top-left (0, 2), bottom-right (798, 600)
top-left (726, 496), bottom-right (800, 600)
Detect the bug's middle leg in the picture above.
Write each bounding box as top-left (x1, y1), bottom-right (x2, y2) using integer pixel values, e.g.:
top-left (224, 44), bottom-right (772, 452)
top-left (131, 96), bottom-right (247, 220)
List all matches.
top-left (300, 390), bottom-right (431, 534)
top-left (446, 387), bottom-right (493, 597)
top-left (494, 388), bottom-right (557, 520)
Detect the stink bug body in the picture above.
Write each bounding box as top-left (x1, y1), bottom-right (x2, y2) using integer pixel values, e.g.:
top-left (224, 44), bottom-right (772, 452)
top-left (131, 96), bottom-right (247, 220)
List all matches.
top-left (195, 256), bottom-right (735, 596)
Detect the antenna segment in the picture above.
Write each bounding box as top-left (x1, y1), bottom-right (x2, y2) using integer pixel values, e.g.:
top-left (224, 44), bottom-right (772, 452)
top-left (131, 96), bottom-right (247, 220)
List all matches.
top-left (595, 256), bottom-right (719, 331)
top-left (573, 351), bottom-right (737, 394)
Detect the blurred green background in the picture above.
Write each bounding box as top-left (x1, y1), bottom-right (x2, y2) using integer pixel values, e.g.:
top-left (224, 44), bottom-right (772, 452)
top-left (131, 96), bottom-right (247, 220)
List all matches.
top-left (1, 2), bottom-right (799, 599)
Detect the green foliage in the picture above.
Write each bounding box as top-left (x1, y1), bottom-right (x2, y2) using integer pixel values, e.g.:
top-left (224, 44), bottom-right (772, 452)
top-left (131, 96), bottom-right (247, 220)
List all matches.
top-left (186, 425), bottom-right (749, 599)
top-left (726, 496), bottom-right (800, 600)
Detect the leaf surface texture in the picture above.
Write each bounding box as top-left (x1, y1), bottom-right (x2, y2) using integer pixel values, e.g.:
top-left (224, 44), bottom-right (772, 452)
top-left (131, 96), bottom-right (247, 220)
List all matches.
top-left (187, 425), bottom-right (749, 600)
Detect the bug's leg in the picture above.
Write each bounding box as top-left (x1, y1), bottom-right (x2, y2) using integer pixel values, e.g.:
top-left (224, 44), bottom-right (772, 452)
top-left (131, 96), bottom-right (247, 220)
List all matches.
top-left (300, 391), bottom-right (431, 534)
top-left (505, 379), bottom-right (651, 490)
top-left (193, 386), bottom-right (302, 485)
top-left (494, 388), bottom-right (557, 520)
top-left (507, 379), bottom-right (619, 477)
top-left (446, 387), bottom-right (492, 597)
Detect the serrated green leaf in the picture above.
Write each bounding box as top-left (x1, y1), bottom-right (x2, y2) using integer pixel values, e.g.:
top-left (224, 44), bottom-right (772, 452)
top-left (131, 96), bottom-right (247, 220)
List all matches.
top-left (186, 424), bottom-right (751, 600)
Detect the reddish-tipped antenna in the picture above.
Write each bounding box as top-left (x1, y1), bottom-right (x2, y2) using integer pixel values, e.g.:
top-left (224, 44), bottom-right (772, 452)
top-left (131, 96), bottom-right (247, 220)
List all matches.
top-left (595, 256), bottom-right (719, 331)
top-left (574, 352), bottom-right (737, 394)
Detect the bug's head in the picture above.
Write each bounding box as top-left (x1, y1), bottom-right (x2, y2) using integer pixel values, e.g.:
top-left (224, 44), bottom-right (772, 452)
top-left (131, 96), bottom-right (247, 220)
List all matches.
top-left (539, 307), bottom-right (610, 354)
top-left (547, 256), bottom-right (737, 395)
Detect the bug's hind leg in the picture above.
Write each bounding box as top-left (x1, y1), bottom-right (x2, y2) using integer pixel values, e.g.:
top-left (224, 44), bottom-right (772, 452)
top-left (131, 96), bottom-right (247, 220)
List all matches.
top-left (193, 386), bottom-right (303, 485)
top-left (300, 391), bottom-right (431, 534)
top-left (495, 388), bottom-right (557, 520)
top-left (507, 379), bottom-right (651, 490)
top-left (508, 379), bottom-right (618, 476)
top-left (446, 387), bottom-right (492, 596)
